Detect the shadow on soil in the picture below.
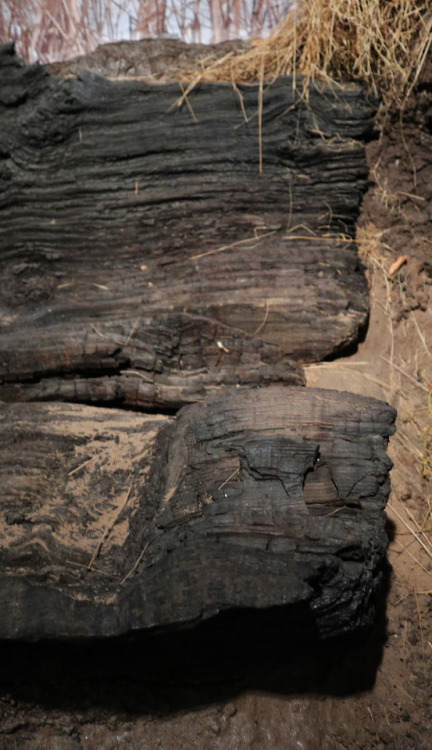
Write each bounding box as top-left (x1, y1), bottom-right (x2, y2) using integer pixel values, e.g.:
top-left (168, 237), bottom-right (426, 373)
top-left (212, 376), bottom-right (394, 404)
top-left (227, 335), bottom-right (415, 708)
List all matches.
top-left (0, 562), bottom-right (392, 717)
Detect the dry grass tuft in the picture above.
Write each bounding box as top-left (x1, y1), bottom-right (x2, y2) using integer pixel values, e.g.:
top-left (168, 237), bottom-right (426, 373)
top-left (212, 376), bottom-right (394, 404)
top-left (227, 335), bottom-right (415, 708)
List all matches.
top-left (4, 1), bottom-right (431, 108)
top-left (177, 0), bottom-right (432, 108)
top-left (0, 1), bottom-right (291, 64)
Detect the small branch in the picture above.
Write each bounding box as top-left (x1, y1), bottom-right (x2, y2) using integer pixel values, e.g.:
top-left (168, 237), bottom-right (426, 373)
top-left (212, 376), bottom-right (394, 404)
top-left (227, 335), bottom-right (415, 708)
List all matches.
top-left (119, 369), bottom-right (154, 383)
top-left (252, 300), bottom-right (270, 338)
top-left (121, 541), bottom-right (150, 585)
top-left (218, 467), bottom-right (240, 490)
top-left (88, 482), bottom-right (133, 570)
top-left (68, 456), bottom-right (95, 476)
top-left (191, 230), bottom-right (275, 260)
top-left (178, 81), bottom-right (197, 122)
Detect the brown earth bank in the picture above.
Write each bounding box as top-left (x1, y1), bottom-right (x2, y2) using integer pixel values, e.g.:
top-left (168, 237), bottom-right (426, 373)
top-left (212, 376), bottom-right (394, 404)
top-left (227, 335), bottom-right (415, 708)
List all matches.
top-left (1, 44), bottom-right (432, 749)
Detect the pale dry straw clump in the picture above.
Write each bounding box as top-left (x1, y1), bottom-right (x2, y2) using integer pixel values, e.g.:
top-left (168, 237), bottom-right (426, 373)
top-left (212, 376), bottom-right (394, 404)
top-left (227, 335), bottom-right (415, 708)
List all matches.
top-left (177, 0), bottom-right (432, 109)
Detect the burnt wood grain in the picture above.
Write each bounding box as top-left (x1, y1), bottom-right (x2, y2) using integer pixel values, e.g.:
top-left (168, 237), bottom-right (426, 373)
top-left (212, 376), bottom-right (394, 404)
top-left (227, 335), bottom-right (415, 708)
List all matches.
top-left (0, 387), bottom-right (395, 640)
top-left (0, 43), bottom-right (377, 408)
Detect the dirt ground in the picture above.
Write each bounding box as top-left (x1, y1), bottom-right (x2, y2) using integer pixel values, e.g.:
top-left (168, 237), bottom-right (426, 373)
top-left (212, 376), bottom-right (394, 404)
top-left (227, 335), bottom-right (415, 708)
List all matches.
top-left (1, 54), bottom-right (432, 749)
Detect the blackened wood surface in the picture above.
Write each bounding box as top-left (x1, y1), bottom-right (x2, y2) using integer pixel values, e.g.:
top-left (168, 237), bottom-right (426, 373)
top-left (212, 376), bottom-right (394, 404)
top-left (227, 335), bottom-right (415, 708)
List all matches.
top-left (0, 387), bottom-right (395, 640)
top-left (0, 43), bottom-right (376, 407)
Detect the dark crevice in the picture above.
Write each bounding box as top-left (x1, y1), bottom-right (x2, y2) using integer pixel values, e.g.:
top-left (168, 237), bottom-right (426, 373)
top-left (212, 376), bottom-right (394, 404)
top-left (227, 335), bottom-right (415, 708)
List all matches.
top-left (322, 309), bottom-right (370, 362)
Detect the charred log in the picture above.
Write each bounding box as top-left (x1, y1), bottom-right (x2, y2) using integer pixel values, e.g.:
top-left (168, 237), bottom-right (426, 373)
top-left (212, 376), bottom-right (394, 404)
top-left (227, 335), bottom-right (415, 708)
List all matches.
top-left (0, 387), bottom-right (395, 640)
top-left (0, 43), bottom-right (377, 408)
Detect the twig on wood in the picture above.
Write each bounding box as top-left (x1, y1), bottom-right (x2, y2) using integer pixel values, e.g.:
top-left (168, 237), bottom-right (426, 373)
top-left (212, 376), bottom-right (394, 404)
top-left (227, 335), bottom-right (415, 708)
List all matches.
top-left (324, 505), bottom-right (347, 517)
top-left (287, 181), bottom-right (293, 229)
top-left (89, 323), bottom-right (108, 339)
top-left (121, 541), bottom-right (150, 585)
top-left (90, 322), bottom-right (151, 359)
top-left (125, 316), bottom-right (141, 346)
top-left (218, 467), bottom-right (240, 490)
top-left (65, 560), bottom-right (118, 579)
top-left (178, 81), bottom-right (197, 122)
top-left (285, 222), bottom-right (319, 236)
top-left (252, 300), bottom-right (270, 338)
top-left (88, 481), bottom-right (133, 570)
top-left (68, 456), bottom-right (95, 476)
top-left (120, 369), bottom-right (154, 382)
top-left (171, 51), bottom-right (236, 111)
top-left (191, 230), bottom-right (276, 260)
top-left (231, 77), bottom-right (248, 122)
